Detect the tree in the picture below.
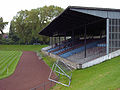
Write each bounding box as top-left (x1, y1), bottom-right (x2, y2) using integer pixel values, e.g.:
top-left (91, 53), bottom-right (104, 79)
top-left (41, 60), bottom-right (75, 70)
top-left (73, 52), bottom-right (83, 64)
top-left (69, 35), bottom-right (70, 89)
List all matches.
top-left (0, 17), bottom-right (8, 38)
top-left (10, 10), bottom-right (32, 44)
top-left (9, 21), bottom-right (20, 44)
top-left (9, 5), bottom-right (64, 44)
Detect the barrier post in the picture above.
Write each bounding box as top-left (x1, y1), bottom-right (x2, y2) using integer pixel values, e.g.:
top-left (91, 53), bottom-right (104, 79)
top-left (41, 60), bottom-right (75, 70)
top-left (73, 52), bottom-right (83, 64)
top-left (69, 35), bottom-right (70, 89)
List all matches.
top-left (7, 64), bottom-right (8, 75)
top-left (44, 81), bottom-right (45, 90)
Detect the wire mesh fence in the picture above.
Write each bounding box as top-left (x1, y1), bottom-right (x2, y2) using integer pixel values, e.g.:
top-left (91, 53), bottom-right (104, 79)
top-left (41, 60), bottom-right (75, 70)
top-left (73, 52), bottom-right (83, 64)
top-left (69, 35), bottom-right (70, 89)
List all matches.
top-left (30, 76), bottom-right (58, 90)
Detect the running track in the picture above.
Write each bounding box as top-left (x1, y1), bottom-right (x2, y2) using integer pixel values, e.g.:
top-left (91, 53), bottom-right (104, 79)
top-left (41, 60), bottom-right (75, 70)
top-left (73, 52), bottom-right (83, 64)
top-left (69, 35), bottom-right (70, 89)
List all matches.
top-left (0, 51), bottom-right (55, 90)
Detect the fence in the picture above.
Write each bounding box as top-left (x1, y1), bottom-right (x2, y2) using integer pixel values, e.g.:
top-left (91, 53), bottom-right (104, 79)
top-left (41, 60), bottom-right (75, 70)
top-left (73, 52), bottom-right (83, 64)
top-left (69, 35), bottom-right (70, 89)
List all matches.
top-left (30, 76), bottom-right (58, 90)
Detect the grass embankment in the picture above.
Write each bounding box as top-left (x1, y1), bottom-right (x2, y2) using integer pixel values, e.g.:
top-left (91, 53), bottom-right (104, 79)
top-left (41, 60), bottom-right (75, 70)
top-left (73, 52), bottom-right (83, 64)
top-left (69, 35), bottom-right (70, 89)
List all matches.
top-left (52, 56), bottom-right (120, 90)
top-left (0, 45), bottom-right (48, 79)
top-left (39, 51), bottom-right (56, 68)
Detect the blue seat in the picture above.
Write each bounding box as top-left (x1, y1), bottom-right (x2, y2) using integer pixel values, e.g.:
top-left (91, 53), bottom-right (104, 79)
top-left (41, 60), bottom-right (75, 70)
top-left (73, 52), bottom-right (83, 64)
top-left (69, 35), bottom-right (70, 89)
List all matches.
top-left (60, 41), bottom-right (100, 58)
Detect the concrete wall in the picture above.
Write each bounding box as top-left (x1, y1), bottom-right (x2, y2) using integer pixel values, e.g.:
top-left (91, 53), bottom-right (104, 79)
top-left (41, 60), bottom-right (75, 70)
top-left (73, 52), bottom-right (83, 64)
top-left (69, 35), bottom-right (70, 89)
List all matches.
top-left (41, 46), bottom-right (120, 69)
top-left (41, 50), bottom-right (79, 69)
top-left (82, 49), bottom-right (120, 68)
top-left (41, 46), bottom-right (52, 51)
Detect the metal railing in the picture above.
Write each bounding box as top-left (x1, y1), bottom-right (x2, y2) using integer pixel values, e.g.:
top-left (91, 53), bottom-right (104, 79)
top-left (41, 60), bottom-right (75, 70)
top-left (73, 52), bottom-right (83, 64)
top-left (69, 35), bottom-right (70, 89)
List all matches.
top-left (67, 47), bottom-right (106, 64)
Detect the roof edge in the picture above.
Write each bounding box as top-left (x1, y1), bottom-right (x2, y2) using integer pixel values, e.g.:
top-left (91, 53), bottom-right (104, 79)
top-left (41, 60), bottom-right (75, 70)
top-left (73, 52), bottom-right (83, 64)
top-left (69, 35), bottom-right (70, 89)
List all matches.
top-left (68, 6), bottom-right (120, 12)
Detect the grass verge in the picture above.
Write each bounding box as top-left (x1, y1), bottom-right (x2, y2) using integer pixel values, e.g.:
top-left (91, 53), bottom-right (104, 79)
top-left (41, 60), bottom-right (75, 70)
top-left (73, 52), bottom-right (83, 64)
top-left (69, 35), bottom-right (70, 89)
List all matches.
top-left (52, 56), bottom-right (120, 90)
top-left (39, 51), bottom-right (56, 68)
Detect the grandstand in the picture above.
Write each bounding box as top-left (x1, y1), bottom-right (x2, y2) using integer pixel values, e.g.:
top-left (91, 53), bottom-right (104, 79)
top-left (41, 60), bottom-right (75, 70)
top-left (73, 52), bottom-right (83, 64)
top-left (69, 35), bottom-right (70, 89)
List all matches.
top-left (39, 6), bottom-right (120, 69)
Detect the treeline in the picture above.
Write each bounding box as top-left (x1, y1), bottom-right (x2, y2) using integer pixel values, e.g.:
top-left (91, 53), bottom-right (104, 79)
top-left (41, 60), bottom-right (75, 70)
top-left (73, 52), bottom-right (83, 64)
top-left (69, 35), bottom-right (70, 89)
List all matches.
top-left (0, 17), bottom-right (8, 42)
top-left (6, 5), bottom-right (63, 45)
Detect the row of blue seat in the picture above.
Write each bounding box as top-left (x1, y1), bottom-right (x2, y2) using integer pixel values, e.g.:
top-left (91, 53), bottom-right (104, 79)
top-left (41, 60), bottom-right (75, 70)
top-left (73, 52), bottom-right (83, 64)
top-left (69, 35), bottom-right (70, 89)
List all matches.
top-left (47, 39), bottom-right (75, 53)
top-left (52, 47), bottom-right (70, 54)
top-left (48, 38), bottom-right (105, 59)
top-left (47, 41), bottom-right (70, 52)
top-left (52, 40), bottom-right (83, 55)
top-left (59, 40), bottom-right (104, 58)
top-left (97, 44), bottom-right (106, 47)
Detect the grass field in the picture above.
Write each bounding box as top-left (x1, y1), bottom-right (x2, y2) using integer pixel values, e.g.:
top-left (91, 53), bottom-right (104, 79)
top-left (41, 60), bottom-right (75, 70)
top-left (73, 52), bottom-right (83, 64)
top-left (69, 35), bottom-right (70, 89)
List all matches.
top-left (2, 45), bottom-right (120, 90)
top-left (0, 45), bottom-right (47, 80)
top-left (0, 51), bottom-right (22, 79)
top-left (0, 45), bottom-right (48, 51)
top-left (52, 56), bottom-right (120, 90)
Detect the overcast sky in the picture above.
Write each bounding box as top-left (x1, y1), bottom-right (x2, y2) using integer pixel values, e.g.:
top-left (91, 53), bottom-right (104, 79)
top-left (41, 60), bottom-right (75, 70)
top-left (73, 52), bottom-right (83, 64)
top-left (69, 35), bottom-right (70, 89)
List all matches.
top-left (1, 0), bottom-right (120, 33)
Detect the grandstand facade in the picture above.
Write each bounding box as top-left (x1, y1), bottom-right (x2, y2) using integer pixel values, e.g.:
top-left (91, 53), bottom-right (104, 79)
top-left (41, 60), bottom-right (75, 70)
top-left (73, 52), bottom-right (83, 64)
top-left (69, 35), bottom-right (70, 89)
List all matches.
top-left (39, 6), bottom-right (120, 69)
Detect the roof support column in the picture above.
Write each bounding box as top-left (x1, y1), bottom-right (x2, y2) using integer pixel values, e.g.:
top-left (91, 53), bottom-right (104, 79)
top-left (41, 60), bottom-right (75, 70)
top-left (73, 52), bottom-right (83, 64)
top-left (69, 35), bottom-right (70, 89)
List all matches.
top-left (106, 18), bottom-right (109, 55)
top-left (50, 37), bottom-right (52, 46)
top-left (84, 25), bottom-right (87, 58)
top-left (55, 37), bottom-right (56, 45)
top-left (59, 34), bottom-right (60, 48)
top-left (64, 32), bottom-right (66, 41)
top-left (72, 30), bottom-right (74, 46)
top-left (52, 37), bottom-right (54, 48)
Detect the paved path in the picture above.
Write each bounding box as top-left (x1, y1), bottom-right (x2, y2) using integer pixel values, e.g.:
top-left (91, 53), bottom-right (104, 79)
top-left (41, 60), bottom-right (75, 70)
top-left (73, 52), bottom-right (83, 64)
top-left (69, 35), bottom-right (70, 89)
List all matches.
top-left (0, 51), bottom-right (55, 90)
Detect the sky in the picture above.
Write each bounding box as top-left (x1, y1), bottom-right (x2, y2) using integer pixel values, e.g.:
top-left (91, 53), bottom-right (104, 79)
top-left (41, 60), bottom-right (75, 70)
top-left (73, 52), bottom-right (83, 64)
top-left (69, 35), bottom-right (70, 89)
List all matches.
top-left (1, 0), bottom-right (120, 33)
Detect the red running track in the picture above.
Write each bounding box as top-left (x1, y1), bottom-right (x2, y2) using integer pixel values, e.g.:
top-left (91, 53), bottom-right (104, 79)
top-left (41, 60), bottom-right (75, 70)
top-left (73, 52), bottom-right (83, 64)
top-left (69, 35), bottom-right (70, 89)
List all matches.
top-left (0, 51), bottom-right (55, 90)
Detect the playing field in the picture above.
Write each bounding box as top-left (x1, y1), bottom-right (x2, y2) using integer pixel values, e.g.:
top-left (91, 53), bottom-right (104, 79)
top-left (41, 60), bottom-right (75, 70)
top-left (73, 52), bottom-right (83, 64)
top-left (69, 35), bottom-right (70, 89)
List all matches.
top-left (0, 45), bottom-right (47, 80)
top-left (0, 51), bottom-right (22, 79)
top-left (0, 45), bottom-right (47, 51)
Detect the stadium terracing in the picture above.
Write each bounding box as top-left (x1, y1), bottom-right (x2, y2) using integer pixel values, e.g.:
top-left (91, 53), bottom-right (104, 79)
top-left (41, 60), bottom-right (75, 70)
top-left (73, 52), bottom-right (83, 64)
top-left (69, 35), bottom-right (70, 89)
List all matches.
top-left (39, 6), bottom-right (120, 69)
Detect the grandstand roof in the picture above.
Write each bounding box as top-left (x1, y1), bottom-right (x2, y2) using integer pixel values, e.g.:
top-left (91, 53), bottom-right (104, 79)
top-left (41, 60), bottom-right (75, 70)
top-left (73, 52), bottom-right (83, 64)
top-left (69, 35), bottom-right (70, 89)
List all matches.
top-left (39, 6), bottom-right (120, 36)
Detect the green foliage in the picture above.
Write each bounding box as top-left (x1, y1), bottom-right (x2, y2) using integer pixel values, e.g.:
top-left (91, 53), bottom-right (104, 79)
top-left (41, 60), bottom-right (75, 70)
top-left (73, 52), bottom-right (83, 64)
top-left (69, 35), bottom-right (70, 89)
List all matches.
top-left (9, 21), bottom-right (20, 44)
top-left (9, 5), bottom-right (64, 44)
top-left (0, 38), bottom-right (14, 45)
top-left (0, 17), bottom-right (8, 34)
top-left (52, 56), bottom-right (120, 90)
top-left (0, 17), bottom-right (8, 39)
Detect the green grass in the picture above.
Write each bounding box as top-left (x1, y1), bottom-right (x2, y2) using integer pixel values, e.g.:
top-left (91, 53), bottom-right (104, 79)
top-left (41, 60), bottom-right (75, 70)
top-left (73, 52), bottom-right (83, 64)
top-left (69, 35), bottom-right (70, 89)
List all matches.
top-left (0, 45), bottom-right (48, 51)
top-left (52, 56), bottom-right (120, 90)
top-left (0, 45), bottom-right (48, 79)
top-left (39, 51), bottom-right (56, 68)
top-left (0, 51), bottom-right (22, 79)
top-left (1, 45), bottom-right (120, 89)
top-left (2, 45), bottom-right (120, 90)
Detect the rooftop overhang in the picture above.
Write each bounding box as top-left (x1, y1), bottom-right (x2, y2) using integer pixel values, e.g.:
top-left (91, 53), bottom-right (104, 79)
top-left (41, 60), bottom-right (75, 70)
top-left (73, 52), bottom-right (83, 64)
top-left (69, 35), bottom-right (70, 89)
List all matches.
top-left (39, 6), bottom-right (120, 37)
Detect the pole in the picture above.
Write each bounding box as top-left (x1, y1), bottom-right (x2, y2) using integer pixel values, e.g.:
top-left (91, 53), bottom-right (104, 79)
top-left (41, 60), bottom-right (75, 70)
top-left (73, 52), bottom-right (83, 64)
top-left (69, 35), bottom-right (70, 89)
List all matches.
top-left (7, 64), bottom-right (8, 75)
top-left (51, 37), bottom-right (53, 48)
top-left (44, 81), bottom-right (45, 90)
top-left (55, 37), bottom-right (56, 45)
top-left (64, 32), bottom-right (66, 41)
top-left (106, 19), bottom-right (109, 55)
top-left (52, 37), bottom-right (54, 48)
top-left (50, 37), bottom-right (51, 46)
top-left (59, 34), bottom-right (60, 48)
top-left (84, 25), bottom-right (87, 58)
top-left (72, 30), bottom-right (74, 46)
